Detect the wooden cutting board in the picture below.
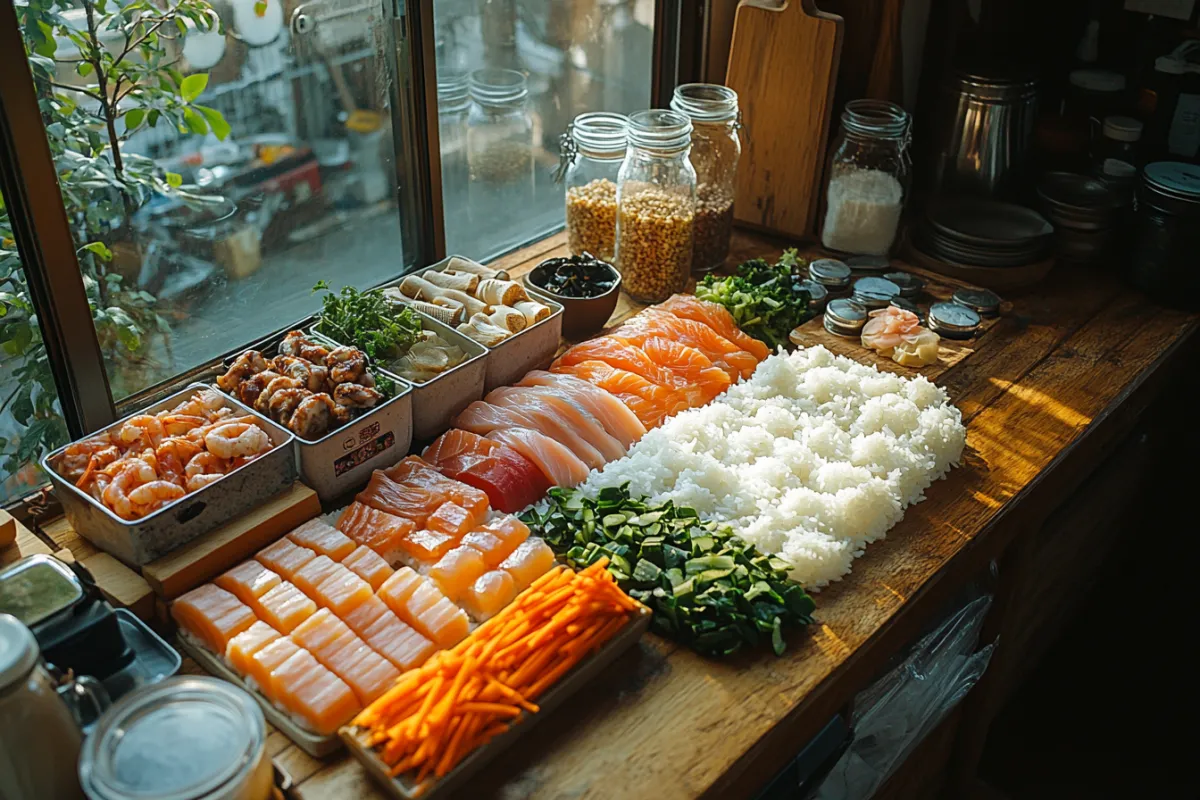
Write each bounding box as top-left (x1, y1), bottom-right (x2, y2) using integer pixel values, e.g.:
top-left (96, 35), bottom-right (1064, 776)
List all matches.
top-left (726, 0), bottom-right (843, 239)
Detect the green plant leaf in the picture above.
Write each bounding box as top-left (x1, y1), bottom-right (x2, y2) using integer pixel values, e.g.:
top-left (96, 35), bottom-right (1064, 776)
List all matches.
top-left (123, 107), bottom-right (145, 133)
top-left (148, 109), bottom-right (161, 127)
top-left (76, 61), bottom-right (94, 78)
top-left (165, 171), bottom-right (183, 188)
top-left (182, 108), bottom-right (208, 135)
top-left (194, 105), bottom-right (230, 141)
top-left (180, 73), bottom-right (208, 102)
top-left (81, 242), bottom-right (114, 262)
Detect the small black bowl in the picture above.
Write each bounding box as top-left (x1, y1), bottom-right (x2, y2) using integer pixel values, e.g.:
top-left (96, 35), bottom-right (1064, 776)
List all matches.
top-left (524, 257), bottom-right (622, 339)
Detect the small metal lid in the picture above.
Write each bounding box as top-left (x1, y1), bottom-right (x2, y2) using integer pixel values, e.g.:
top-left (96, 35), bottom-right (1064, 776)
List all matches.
top-left (851, 276), bottom-right (901, 308)
top-left (928, 302), bottom-right (981, 338)
top-left (799, 279), bottom-right (828, 310)
top-left (1140, 162), bottom-right (1200, 217)
top-left (808, 258), bottom-right (852, 288)
top-left (889, 296), bottom-right (920, 314)
top-left (825, 298), bottom-right (868, 328)
top-left (846, 254), bottom-right (891, 270)
top-left (952, 287), bottom-right (1001, 316)
top-left (882, 271), bottom-right (924, 298)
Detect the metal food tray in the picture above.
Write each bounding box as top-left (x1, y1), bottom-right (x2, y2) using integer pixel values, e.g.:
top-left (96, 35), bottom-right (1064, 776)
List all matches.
top-left (43, 384), bottom-right (296, 567)
top-left (177, 633), bottom-right (343, 758)
top-left (388, 255), bottom-right (565, 392)
top-left (341, 607), bottom-right (652, 800)
top-left (222, 332), bottom-right (416, 505)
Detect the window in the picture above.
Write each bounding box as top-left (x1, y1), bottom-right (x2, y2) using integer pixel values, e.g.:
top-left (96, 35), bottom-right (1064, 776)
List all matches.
top-left (433, 0), bottom-right (656, 260)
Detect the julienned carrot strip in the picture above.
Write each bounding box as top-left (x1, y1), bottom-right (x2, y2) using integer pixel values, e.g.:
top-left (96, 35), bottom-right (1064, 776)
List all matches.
top-left (458, 702), bottom-right (522, 718)
top-left (406, 675), bottom-right (444, 740)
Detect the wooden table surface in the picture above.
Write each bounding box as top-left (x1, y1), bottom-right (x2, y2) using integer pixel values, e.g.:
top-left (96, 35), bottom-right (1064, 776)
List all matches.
top-left (114, 230), bottom-right (1200, 798)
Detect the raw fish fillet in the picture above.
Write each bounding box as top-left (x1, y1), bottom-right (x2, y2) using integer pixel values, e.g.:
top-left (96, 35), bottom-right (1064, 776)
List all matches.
top-left (461, 516), bottom-right (529, 567)
top-left (256, 581), bottom-right (318, 633)
top-left (172, 584), bottom-right (256, 655)
top-left (421, 429), bottom-right (550, 513)
top-left (500, 537), bottom-right (556, 590)
top-left (268, 647), bottom-right (361, 735)
top-left (290, 609), bottom-right (400, 705)
top-left (312, 565), bottom-right (373, 617)
top-left (226, 621), bottom-right (280, 678)
top-left (615, 308), bottom-right (760, 379)
top-left (397, 528), bottom-right (457, 566)
top-left (517, 371), bottom-right (646, 448)
top-left (341, 545), bottom-right (393, 591)
top-left (425, 501), bottom-right (483, 539)
top-left (291, 555), bottom-right (341, 600)
top-left (659, 294), bottom-right (771, 361)
top-left (288, 519), bottom-right (356, 561)
top-left (553, 360), bottom-right (689, 429)
top-left (341, 595), bottom-right (435, 670)
top-left (455, 400), bottom-right (604, 469)
top-left (214, 560), bottom-right (281, 604)
top-left (256, 538), bottom-right (317, 581)
top-left (486, 385), bottom-right (625, 462)
top-left (486, 429), bottom-right (590, 488)
top-left (427, 545), bottom-right (488, 603)
top-left (336, 501), bottom-right (416, 564)
top-left (460, 570), bottom-right (518, 621)
top-left (356, 471), bottom-right (445, 527)
top-left (616, 336), bottom-right (731, 405)
top-left (378, 568), bottom-right (469, 648)
top-left (552, 337), bottom-right (709, 406)
top-left (383, 457), bottom-right (489, 521)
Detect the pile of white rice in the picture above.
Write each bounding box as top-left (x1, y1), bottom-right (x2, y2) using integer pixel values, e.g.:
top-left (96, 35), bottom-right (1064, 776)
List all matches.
top-left (578, 346), bottom-right (966, 588)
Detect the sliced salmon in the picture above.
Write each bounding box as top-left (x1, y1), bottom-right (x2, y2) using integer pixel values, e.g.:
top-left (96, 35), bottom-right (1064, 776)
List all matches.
top-left (226, 621), bottom-right (280, 679)
top-left (289, 609), bottom-right (400, 705)
top-left (268, 647), bottom-right (361, 735)
top-left (341, 545), bottom-right (393, 591)
top-left (620, 336), bottom-right (731, 405)
top-left (517, 371), bottom-right (646, 448)
top-left (615, 308), bottom-right (760, 380)
top-left (256, 581), bottom-right (318, 633)
top-left (455, 400), bottom-right (603, 466)
top-left (341, 595), bottom-right (435, 671)
top-left (287, 518), bottom-right (356, 561)
top-left (486, 386), bottom-right (625, 463)
top-left (172, 584), bottom-right (257, 656)
top-left (486, 428), bottom-right (590, 488)
top-left (336, 501), bottom-right (415, 564)
top-left (378, 568), bottom-right (469, 648)
top-left (425, 501), bottom-right (482, 539)
top-left (313, 565), bottom-right (373, 617)
top-left (356, 471), bottom-right (444, 527)
top-left (552, 336), bottom-right (710, 406)
top-left (214, 560), bottom-right (281, 605)
top-left (460, 570), bottom-right (518, 622)
top-left (291, 555), bottom-right (341, 600)
top-left (427, 545), bottom-right (489, 603)
top-left (421, 428), bottom-right (550, 513)
top-left (553, 359), bottom-right (690, 429)
top-left (383, 457), bottom-right (490, 521)
top-left (500, 537), bottom-right (556, 590)
top-left (256, 538), bottom-right (317, 581)
top-left (659, 293), bottom-right (770, 360)
top-left (246, 636), bottom-right (302, 697)
top-left (461, 517), bottom-right (528, 568)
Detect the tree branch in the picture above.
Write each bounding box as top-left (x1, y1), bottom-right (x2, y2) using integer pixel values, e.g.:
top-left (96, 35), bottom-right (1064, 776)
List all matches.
top-left (116, 15), bottom-right (173, 64)
top-left (50, 82), bottom-right (103, 102)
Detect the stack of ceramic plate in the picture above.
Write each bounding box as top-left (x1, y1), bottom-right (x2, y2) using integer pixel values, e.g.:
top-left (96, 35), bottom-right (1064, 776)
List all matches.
top-left (1036, 172), bottom-right (1119, 265)
top-left (919, 196), bottom-right (1054, 267)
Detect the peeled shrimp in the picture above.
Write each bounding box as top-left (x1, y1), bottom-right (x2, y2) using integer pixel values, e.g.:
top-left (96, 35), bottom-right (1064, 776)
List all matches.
top-left (161, 414), bottom-right (207, 436)
top-left (204, 422), bottom-right (271, 459)
top-left (128, 481), bottom-right (186, 513)
top-left (254, 376), bottom-right (303, 414)
top-left (216, 350), bottom-right (268, 391)
top-left (102, 459), bottom-right (157, 520)
top-left (279, 331), bottom-right (329, 363)
top-left (272, 356), bottom-right (329, 392)
top-left (172, 388), bottom-right (227, 420)
top-left (268, 387), bottom-right (311, 426)
top-left (326, 346), bottom-right (372, 385)
top-left (289, 393), bottom-right (337, 440)
top-left (117, 415), bottom-right (166, 449)
top-left (332, 383), bottom-right (382, 409)
top-left (236, 370), bottom-right (282, 408)
top-left (860, 307), bottom-right (922, 355)
top-left (74, 445), bottom-right (120, 489)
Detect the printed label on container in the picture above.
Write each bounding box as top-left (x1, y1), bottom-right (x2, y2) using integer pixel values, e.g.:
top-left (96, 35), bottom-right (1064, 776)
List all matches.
top-left (334, 430), bottom-right (394, 477)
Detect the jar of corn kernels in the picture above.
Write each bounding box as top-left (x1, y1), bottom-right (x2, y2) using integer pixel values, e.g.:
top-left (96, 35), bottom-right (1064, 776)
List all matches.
top-left (560, 112), bottom-right (628, 263)
top-left (616, 110), bottom-right (696, 303)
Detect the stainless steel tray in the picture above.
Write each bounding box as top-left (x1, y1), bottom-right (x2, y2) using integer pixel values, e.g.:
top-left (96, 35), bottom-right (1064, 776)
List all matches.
top-left (43, 384), bottom-right (296, 566)
top-left (387, 255), bottom-right (565, 391)
top-left (342, 607), bottom-right (651, 800)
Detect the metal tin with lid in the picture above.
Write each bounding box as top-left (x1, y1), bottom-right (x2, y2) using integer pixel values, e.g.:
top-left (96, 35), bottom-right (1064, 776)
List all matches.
top-left (952, 287), bottom-right (1001, 317)
top-left (883, 271), bottom-right (924, 298)
top-left (928, 302), bottom-right (981, 339)
top-left (80, 676), bottom-right (273, 800)
top-left (851, 276), bottom-right (901, 309)
top-left (824, 298), bottom-right (868, 337)
top-left (1129, 162), bottom-right (1200, 306)
top-left (0, 555), bottom-right (84, 628)
top-left (808, 258), bottom-right (852, 291)
top-left (799, 279), bottom-right (828, 312)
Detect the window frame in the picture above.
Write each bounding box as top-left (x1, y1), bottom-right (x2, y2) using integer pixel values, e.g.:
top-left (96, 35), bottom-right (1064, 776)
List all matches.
top-left (0, 0), bottom-right (701, 510)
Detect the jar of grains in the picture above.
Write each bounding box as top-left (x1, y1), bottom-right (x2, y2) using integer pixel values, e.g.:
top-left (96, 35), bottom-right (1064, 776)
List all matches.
top-left (821, 99), bottom-right (912, 256)
top-left (670, 83), bottom-right (741, 273)
top-left (617, 110), bottom-right (697, 303)
top-left (560, 112), bottom-right (628, 262)
top-left (468, 69), bottom-right (534, 188)
top-left (438, 73), bottom-right (471, 206)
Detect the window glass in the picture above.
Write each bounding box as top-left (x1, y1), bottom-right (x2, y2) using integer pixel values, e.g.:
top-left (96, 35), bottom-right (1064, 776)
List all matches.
top-left (1, 188), bottom-right (67, 504)
top-left (433, 0), bottom-right (656, 260)
top-left (14, 0), bottom-right (413, 406)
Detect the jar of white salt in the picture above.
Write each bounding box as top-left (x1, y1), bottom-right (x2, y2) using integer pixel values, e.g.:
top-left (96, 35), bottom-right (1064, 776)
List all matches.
top-left (821, 100), bottom-right (911, 256)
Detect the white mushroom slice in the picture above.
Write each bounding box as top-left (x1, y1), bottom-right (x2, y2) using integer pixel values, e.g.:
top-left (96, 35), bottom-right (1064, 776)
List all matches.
top-left (514, 299), bottom-right (551, 325)
top-left (475, 278), bottom-right (526, 306)
top-left (446, 256), bottom-right (508, 281)
top-left (487, 305), bottom-right (527, 333)
top-left (398, 274), bottom-right (489, 315)
top-left (422, 269), bottom-right (479, 293)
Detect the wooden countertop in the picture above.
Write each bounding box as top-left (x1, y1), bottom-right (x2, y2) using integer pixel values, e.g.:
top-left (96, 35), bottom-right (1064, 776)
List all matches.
top-left (64, 230), bottom-right (1200, 799)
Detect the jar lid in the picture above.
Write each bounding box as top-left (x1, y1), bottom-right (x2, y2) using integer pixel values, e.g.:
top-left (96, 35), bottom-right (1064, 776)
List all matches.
top-left (846, 254), bottom-right (891, 270)
top-left (1069, 69), bottom-right (1126, 92)
top-left (569, 112), bottom-right (629, 156)
top-left (809, 258), bottom-right (851, 287)
top-left (469, 68), bottom-right (528, 106)
top-left (437, 73), bottom-right (469, 105)
top-left (825, 298), bottom-right (868, 328)
top-left (800, 279), bottom-right (828, 309)
top-left (883, 271), bottom-right (924, 297)
top-left (842, 99), bottom-right (909, 140)
top-left (626, 109), bottom-right (693, 152)
top-left (80, 676), bottom-right (266, 800)
top-left (928, 302), bottom-right (981, 338)
top-left (889, 296), bottom-right (920, 314)
top-left (1141, 162), bottom-right (1200, 216)
top-left (0, 613), bottom-right (39, 690)
top-left (952, 287), bottom-right (1001, 316)
top-left (852, 276), bottom-right (901, 308)
top-left (1102, 116), bottom-right (1143, 142)
top-left (670, 83), bottom-right (739, 123)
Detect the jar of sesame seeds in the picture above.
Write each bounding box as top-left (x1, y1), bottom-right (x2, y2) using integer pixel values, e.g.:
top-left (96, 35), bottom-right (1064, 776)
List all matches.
top-left (616, 110), bottom-right (696, 303)
top-left (560, 112), bottom-right (628, 263)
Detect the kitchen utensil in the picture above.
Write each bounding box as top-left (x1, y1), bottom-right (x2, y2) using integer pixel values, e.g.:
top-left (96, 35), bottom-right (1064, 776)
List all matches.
top-left (726, 0), bottom-right (843, 238)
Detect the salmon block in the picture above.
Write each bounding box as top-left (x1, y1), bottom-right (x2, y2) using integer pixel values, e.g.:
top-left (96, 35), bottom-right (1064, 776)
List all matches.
top-left (256, 538), bottom-right (317, 580)
top-left (460, 570), bottom-right (518, 622)
top-left (500, 537), bottom-right (556, 590)
top-left (256, 581), bottom-right (317, 634)
top-left (337, 501), bottom-right (416, 565)
top-left (427, 545), bottom-right (488, 604)
top-left (383, 457), bottom-right (490, 520)
top-left (226, 621), bottom-right (280, 679)
top-left (341, 545), bottom-right (393, 591)
top-left (172, 584), bottom-right (256, 656)
top-left (426, 501), bottom-right (482, 539)
top-left (398, 528), bottom-right (456, 566)
top-left (462, 517), bottom-right (528, 568)
top-left (214, 560), bottom-right (281, 605)
top-left (313, 566), bottom-right (373, 617)
top-left (245, 636), bottom-right (302, 696)
top-left (377, 566), bottom-right (422, 610)
top-left (291, 555), bottom-right (341, 599)
top-left (342, 597), bottom-right (435, 671)
top-left (268, 648), bottom-right (361, 735)
top-left (356, 471), bottom-right (444, 527)
top-left (288, 518), bottom-right (356, 561)
top-left (290, 610), bottom-right (399, 705)
top-left (378, 568), bottom-right (469, 649)
top-left (422, 429), bottom-right (551, 513)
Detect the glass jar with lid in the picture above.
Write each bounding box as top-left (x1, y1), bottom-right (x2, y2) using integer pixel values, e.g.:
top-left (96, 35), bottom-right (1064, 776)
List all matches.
top-left (467, 69), bottom-right (534, 190)
top-left (437, 73), bottom-right (471, 208)
top-left (616, 110), bottom-right (697, 303)
top-left (821, 99), bottom-right (912, 256)
top-left (560, 112), bottom-right (628, 262)
top-left (670, 83), bottom-right (741, 273)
